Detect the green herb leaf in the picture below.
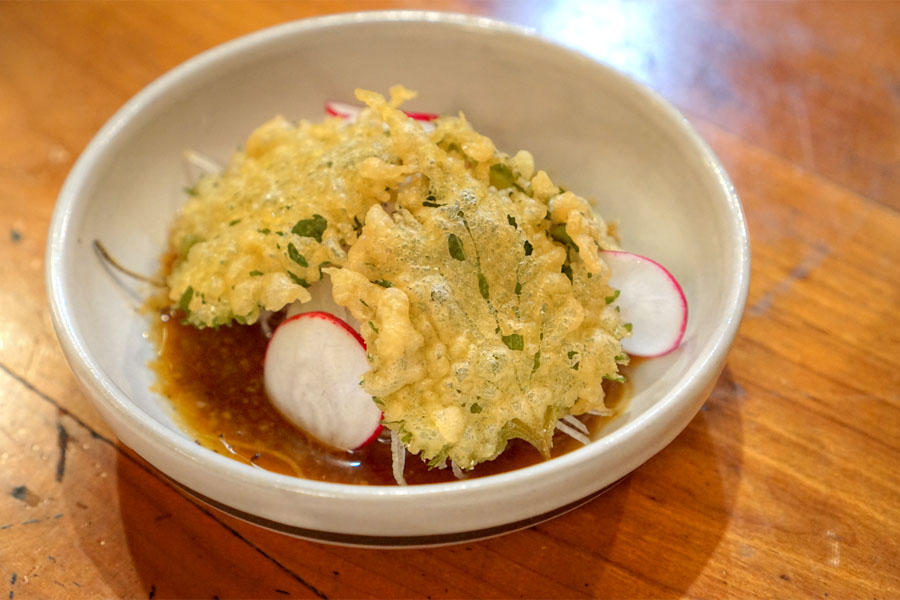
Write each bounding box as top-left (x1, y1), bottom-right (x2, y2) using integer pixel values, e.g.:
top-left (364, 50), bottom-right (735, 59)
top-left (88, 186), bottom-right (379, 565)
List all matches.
top-left (445, 142), bottom-right (468, 160)
top-left (249, 270), bottom-right (264, 277)
top-left (523, 240), bottom-right (533, 256)
top-left (368, 321), bottom-right (379, 333)
top-left (373, 279), bottom-right (393, 288)
top-left (501, 333), bottom-right (524, 351)
top-left (184, 185), bottom-right (198, 197)
top-left (176, 286), bottom-right (193, 312)
top-left (489, 163), bottom-right (516, 189)
top-left (550, 223), bottom-right (579, 251)
top-left (507, 215), bottom-right (517, 228)
top-left (291, 214), bottom-right (327, 242)
top-left (422, 201), bottom-right (442, 208)
top-left (317, 261), bottom-right (336, 278)
top-left (605, 289), bottom-right (620, 304)
top-left (515, 281), bottom-right (522, 295)
top-left (624, 322), bottom-right (633, 333)
top-left (288, 271), bottom-right (310, 287)
top-left (427, 452), bottom-right (448, 468)
top-left (287, 243), bottom-right (308, 267)
top-left (561, 262), bottom-right (573, 282)
top-left (229, 219), bottom-right (241, 226)
top-left (176, 233), bottom-right (203, 260)
top-left (532, 351), bottom-right (541, 372)
top-left (257, 228), bottom-right (271, 235)
top-left (603, 374), bottom-right (626, 383)
top-left (448, 233), bottom-right (466, 261)
top-left (567, 350), bottom-right (577, 360)
top-left (470, 403), bottom-right (483, 414)
top-left (478, 271), bottom-right (490, 300)
top-left (571, 361), bottom-right (580, 371)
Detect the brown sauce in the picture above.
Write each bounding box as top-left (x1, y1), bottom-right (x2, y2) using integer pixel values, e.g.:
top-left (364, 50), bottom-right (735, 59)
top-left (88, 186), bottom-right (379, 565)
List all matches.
top-left (150, 310), bottom-right (630, 485)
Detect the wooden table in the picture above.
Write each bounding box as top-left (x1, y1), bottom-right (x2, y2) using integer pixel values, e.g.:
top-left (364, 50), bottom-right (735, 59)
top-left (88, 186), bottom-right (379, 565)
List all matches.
top-left (1, 1), bottom-right (898, 598)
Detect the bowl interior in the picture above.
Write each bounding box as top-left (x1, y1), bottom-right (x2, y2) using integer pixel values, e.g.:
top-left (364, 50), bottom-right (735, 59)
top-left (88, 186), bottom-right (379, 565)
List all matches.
top-left (49, 12), bottom-right (746, 540)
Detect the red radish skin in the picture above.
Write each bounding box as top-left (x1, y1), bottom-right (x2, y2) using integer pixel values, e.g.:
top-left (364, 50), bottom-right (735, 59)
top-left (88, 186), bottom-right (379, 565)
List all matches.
top-left (355, 423), bottom-right (384, 449)
top-left (601, 250), bottom-right (688, 357)
top-left (263, 311), bottom-right (382, 451)
top-left (325, 100), bottom-right (439, 122)
top-left (324, 100), bottom-right (361, 119)
top-left (398, 110), bottom-right (439, 122)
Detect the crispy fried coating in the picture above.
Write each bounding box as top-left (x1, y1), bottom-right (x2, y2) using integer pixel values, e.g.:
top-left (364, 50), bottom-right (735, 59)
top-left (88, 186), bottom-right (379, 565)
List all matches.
top-left (168, 85), bottom-right (629, 468)
top-left (327, 87), bottom-right (629, 469)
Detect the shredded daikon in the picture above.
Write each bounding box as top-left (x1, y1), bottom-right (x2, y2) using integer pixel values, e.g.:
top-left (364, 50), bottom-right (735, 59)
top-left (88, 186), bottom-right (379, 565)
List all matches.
top-left (562, 414), bottom-right (590, 435)
top-left (555, 420), bottom-right (591, 446)
top-left (390, 430), bottom-right (407, 486)
top-left (183, 149), bottom-right (222, 175)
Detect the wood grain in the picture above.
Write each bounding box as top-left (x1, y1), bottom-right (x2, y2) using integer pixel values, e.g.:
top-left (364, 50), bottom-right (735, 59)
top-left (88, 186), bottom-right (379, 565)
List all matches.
top-left (1, 1), bottom-right (898, 598)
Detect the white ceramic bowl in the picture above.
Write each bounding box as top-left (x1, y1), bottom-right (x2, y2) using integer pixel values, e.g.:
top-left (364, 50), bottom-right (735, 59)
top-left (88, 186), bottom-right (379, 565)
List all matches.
top-left (47, 11), bottom-right (749, 546)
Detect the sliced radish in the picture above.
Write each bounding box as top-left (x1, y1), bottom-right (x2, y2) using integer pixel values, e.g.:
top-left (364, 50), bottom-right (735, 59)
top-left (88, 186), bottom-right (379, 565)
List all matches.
top-left (601, 250), bottom-right (688, 357)
top-left (284, 278), bottom-right (359, 333)
top-left (325, 100), bottom-right (439, 131)
top-left (264, 312), bottom-right (382, 451)
top-left (398, 109), bottom-right (440, 122)
top-left (324, 100), bottom-right (365, 120)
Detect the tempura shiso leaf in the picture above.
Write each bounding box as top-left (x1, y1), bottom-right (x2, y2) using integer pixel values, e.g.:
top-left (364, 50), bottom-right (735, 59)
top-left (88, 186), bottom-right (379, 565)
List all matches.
top-left (326, 87), bottom-right (630, 470)
top-left (167, 105), bottom-right (404, 327)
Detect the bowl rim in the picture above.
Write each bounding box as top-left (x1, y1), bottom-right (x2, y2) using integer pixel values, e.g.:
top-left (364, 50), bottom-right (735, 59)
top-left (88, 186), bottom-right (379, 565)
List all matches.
top-left (46, 10), bottom-right (750, 505)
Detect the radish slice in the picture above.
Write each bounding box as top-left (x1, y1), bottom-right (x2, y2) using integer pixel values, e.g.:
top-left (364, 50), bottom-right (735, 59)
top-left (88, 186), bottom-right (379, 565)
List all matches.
top-left (264, 312), bottom-right (382, 451)
top-left (325, 100), bottom-right (439, 131)
top-left (398, 109), bottom-right (440, 122)
top-left (601, 250), bottom-right (688, 357)
top-left (324, 100), bottom-right (364, 120)
top-left (285, 278), bottom-right (359, 333)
